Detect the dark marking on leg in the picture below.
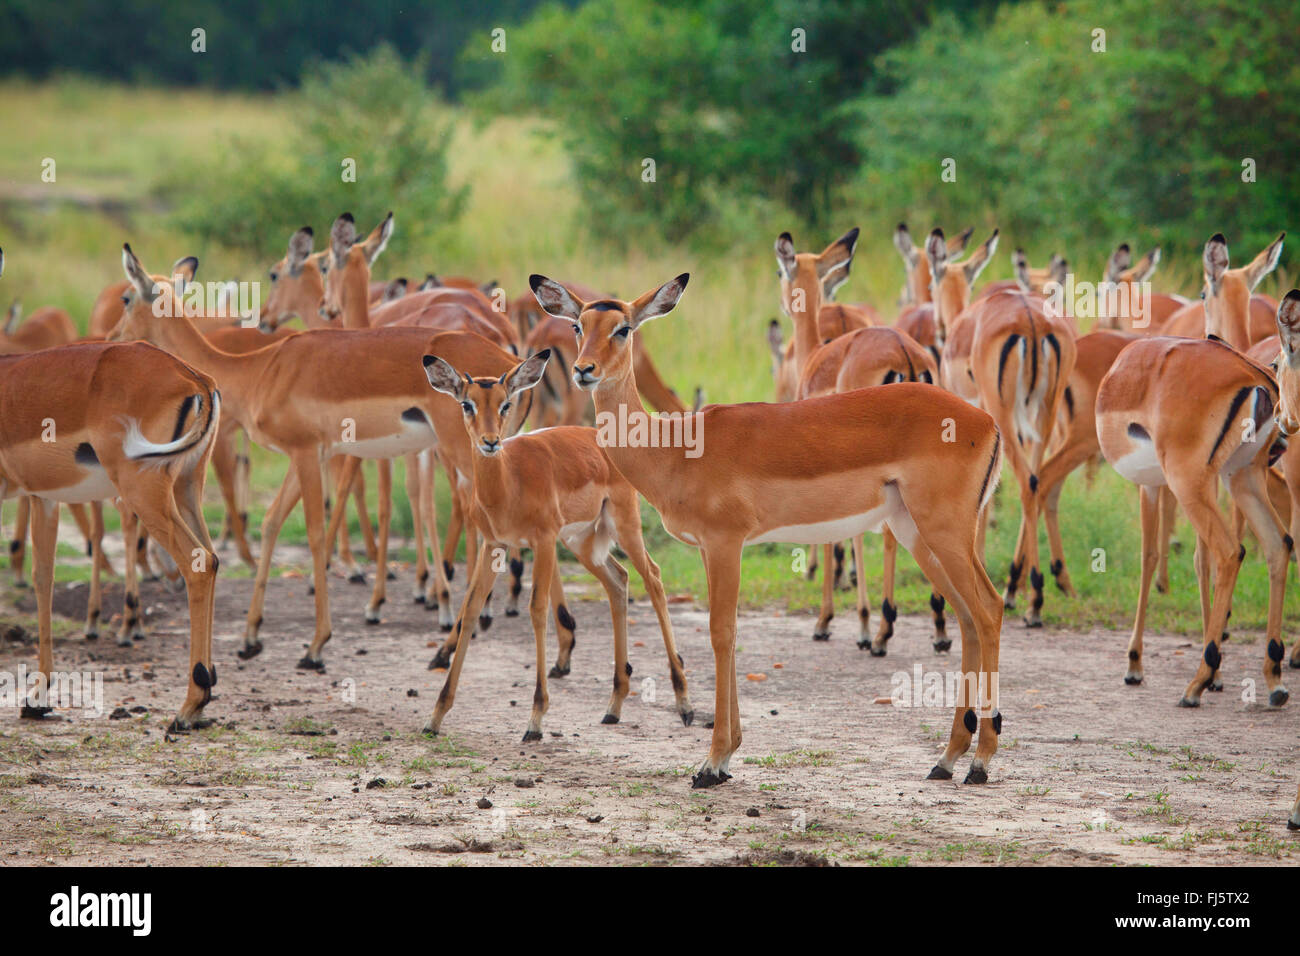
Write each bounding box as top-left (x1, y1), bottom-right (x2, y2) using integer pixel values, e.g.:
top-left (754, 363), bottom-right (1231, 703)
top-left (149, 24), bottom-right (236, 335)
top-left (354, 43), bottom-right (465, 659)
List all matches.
top-left (962, 708), bottom-right (977, 734)
top-left (1204, 641), bottom-right (1222, 671)
top-left (557, 604), bottom-right (576, 632)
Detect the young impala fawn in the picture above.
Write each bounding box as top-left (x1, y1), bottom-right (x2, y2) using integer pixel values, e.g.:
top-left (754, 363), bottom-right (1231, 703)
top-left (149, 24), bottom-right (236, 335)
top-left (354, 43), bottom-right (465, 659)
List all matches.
top-left (533, 272), bottom-right (1005, 788)
top-left (420, 349), bottom-right (693, 740)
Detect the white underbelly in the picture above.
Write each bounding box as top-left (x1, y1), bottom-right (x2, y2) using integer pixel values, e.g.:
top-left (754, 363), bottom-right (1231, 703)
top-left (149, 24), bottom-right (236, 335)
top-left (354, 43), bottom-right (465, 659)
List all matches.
top-left (748, 502), bottom-right (894, 545)
top-left (35, 469), bottom-right (118, 504)
top-left (329, 422), bottom-right (435, 460)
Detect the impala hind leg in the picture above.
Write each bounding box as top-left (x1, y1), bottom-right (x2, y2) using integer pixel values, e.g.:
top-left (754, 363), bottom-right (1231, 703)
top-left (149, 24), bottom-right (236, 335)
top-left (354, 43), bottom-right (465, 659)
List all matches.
top-left (905, 518), bottom-right (1003, 784)
top-left (84, 501), bottom-right (105, 640)
top-left (211, 418), bottom-right (255, 569)
top-left (126, 469), bottom-right (218, 731)
top-left (118, 508), bottom-right (145, 645)
top-left (1124, 486), bottom-right (1161, 685)
top-left (1170, 475), bottom-right (1240, 707)
top-left (363, 459), bottom-right (392, 624)
top-left (692, 540), bottom-right (743, 788)
top-left (1154, 487), bottom-right (1177, 594)
top-left (614, 496), bottom-right (692, 724)
top-left (297, 453), bottom-right (337, 670)
top-left (813, 542), bottom-right (834, 640)
top-left (506, 547), bottom-right (525, 616)
top-left (850, 534), bottom-right (874, 651)
top-left (404, 453), bottom-right (428, 603)
top-left (327, 457), bottom-right (365, 583)
top-left (241, 467), bottom-right (301, 659)
top-left (418, 453), bottom-right (453, 629)
top-left (868, 530), bottom-right (896, 655)
top-left (22, 497), bottom-right (57, 718)
top-left (10, 494), bottom-right (27, 587)
top-left (570, 546), bottom-right (631, 725)
top-left (424, 543), bottom-right (499, 736)
top-left (546, 561), bottom-right (577, 677)
top-left (1228, 467), bottom-right (1290, 707)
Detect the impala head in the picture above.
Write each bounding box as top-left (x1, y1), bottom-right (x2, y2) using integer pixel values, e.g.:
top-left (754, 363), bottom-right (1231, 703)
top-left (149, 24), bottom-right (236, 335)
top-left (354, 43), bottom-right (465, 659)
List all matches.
top-left (927, 227), bottom-right (998, 341)
top-left (1097, 242), bottom-right (1160, 328)
top-left (111, 243), bottom-right (190, 341)
top-left (423, 349), bottom-right (551, 456)
top-left (896, 223), bottom-right (971, 305)
top-left (1201, 232), bottom-right (1284, 348)
top-left (774, 228), bottom-right (859, 319)
top-left (1272, 291), bottom-right (1300, 436)
top-left (320, 211), bottom-right (393, 323)
top-left (260, 226), bottom-right (322, 332)
top-left (529, 273), bottom-right (689, 391)
top-left (1012, 249), bottom-right (1067, 293)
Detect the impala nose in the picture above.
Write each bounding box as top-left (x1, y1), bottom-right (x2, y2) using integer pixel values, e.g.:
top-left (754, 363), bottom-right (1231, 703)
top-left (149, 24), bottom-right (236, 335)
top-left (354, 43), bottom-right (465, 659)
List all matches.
top-left (479, 437), bottom-right (502, 455)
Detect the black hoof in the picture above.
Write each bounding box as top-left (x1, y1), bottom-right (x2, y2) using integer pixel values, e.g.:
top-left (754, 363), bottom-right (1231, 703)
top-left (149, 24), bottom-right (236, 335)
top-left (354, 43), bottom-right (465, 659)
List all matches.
top-left (85, 631), bottom-right (99, 642)
top-left (237, 641), bottom-right (263, 661)
top-left (347, 571), bottom-right (366, 584)
top-left (932, 638), bottom-right (952, 653)
top-left (165, 718), bottom-right (190, 734)
top-left (964, 766), bottom-right (988, 785)
top-left (1023, 617), bottom-right (1042, 629)
top-left (386, 570), bottom-right (397, 581)
top-left (478, 614), bottom-right (493, 632)
top-left (505, 608), bottom-right (519, 617)
top-left (601, 714), bottom-right (619, 725)
top-left (1178, 697), bottom-right (1200, 708)
top-left (413, 594), bottom-right (426, 605)
top-left (680, 709), bottom-right (695, 727)
top-left (20, 704), bottom-right (52, 719)
top-left (1269, 688), bottom-right (1290, 707)
top-left (14, 580), bottom-right (28, 590)
top-left (296, 656), bottom-right (326, 672)
top-left (812, 631), bottom-right (830, 642)
top-left (522, 730), bottom-right (542, 743)
top-left (1289, 818), bottom-right (1300, 831)
top-left (1290, 657), bottom-right (1300, 670)
top-left (868, 646), bottom-right (887, 658)
top-left (1124, 674), bottom-right (1142, 686)
top-left (690, 768), bottom-right (732, 789)
top-left (926, 765), bottom-right (953, 780)
top-left (548, 664), bottom-right (570, 679)
top-left (428, 649), bottom-right (453, 670)
top-left (1208, 680), bottom-right (1224, 692)
top-left (364, 614), bottom-right (381, 626)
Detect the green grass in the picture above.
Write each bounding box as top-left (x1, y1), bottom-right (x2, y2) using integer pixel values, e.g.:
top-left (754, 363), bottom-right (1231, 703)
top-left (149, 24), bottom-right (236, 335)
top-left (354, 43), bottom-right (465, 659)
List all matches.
top-left (2, 77), bottom-right (1298, 633)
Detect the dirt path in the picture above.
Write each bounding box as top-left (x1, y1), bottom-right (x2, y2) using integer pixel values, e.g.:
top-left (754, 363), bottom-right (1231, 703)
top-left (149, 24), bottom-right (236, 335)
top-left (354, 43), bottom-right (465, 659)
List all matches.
top-left (1, 554), bottom-right (1298, 866)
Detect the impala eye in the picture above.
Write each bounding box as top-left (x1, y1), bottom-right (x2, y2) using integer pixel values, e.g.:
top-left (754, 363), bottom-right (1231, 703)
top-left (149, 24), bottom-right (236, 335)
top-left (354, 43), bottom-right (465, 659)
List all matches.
top-left (270, 270), bottom-right (279, 282)
top-left (571, 323), bottom-right (582, 337)
top-left (613, 326), bottom-right (630, 339)
top-left (500, 402), bottom-right (511, 415)
top-left (461, 402), bottom-right (473, 414)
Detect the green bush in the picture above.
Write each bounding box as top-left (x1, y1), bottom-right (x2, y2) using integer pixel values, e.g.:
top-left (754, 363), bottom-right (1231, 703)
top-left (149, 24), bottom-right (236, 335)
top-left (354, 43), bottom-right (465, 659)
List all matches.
top-left (162, 45), bottom-right (465, 256)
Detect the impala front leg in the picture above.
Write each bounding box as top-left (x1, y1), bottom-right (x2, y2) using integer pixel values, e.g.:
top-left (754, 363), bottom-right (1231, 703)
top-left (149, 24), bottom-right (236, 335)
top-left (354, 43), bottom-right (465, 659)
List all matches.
top-left (297, 453), bottom-right (335, 670)
top-left (813, 542), bottom-right (834, 640)
top-left (1124, 486), bottom-right (1160, 685)
top-left (363, 459), bottom-right (392, 624)
top-left (84, 501), bottom-right (105, 640)
top-left (524, 539), bottom-right (559, 739)
top-left (693, 542), bottom-right (743, 788)
top-left (424, 543), bottom-right (499, 736)
top-left (22, 497), bottom-right (57, 718)
top-left (241, 466), bottom-right (301, 659)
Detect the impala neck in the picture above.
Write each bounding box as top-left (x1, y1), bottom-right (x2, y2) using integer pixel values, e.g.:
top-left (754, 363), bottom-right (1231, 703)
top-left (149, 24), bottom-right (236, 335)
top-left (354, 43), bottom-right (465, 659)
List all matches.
top-left (788, 272), bottom-right (824, 376)
top-left (342, 255), bottom-right (372, 329)
top-left (147, 315), bottom-right (272, 413)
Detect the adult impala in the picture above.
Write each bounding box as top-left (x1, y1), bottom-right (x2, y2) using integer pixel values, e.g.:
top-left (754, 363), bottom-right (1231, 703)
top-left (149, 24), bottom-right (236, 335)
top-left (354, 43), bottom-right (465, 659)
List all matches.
top-left (0, 247), bottom-right (222, 729)
top-left (532, 272), bottom-right (1005, 788)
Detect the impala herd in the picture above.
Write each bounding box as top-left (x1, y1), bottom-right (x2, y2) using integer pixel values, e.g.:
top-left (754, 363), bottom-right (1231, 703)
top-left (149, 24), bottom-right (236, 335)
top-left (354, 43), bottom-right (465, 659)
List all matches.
top-left (1, 213), bottom-right (1299, 828)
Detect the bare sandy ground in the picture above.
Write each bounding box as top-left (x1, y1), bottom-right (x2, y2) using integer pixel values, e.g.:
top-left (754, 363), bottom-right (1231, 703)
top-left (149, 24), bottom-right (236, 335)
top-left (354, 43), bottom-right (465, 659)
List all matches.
top-left (1, 543), bottom-right (1297, 866)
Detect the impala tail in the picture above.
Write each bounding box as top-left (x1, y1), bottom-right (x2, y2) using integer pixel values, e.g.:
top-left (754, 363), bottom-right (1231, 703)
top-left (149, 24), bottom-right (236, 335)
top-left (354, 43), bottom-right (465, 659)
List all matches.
top-left (124, 388), bottom-right (222, 463)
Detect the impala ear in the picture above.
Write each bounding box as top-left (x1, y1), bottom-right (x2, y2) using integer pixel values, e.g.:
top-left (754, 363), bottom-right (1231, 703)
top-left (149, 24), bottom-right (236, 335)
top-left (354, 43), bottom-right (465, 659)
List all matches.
top-left (122, 243), bottom-right (158, 302)
top-left (480, 280), bottom-right (499, 297)
top-left (1012, 249), bottom-right (1031, 291)
top-left (963, 230), bottom-right (999, 285)
top-left (0, 247), bottom-right (5, 279)
top-left (629, 273), bottom-right (689, 328)
top-left (287, 227), bottom-right (314, 275)
top-left (420, 274), bottom-right (439, 292)
top-left (1245, 232), bottom-right (1285, 291)
top-left (1049, 254), bottom-right (1068, 287)
top-left (1276, 290), bottom-right (1300, 367)
top-left (948, 226), bottom-right (975, 255)
top-left (422, 354), bottom-right (464, 398)
top-left (925, 228), bottom-right (948, 282)
top-left (529, 274), bottom-right (585, 320)
top-left (4, 301), bottom-right (20, 335)
top-left (1203, 233), bottom-right (1229, 293)
top-left (330, 213), bottom-right (357, 270)
top-left (1127, 247), bottom-right (1158, 283)
top-left (816, 227), bottom-right (859, 287)
top-left (506, 348), bottom-right (551, 395)
top-left (1105, 243), bottom-right (1131, 283)
top-left (171, 255), bottom-right (199, 283)
top-left (361, 211), bottom-right (394, 265)
top-left (893, 223), bottom-right (918, 267)
top-left (383, 278), bottom-right (408, 303)
top-left (767, 318), bottom-right (785, 360)
top-left (774, 232), bottom-right (797, 281)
